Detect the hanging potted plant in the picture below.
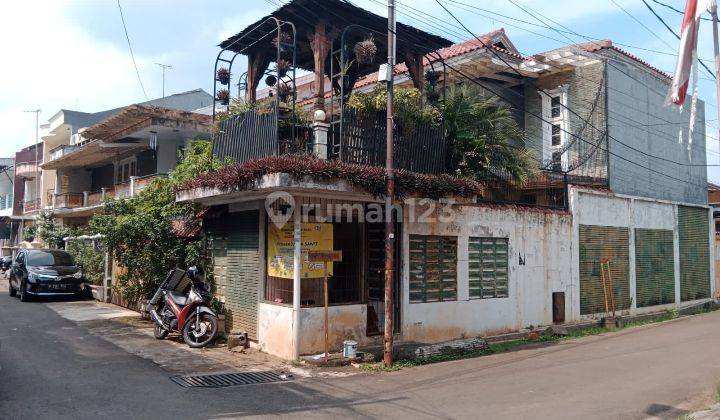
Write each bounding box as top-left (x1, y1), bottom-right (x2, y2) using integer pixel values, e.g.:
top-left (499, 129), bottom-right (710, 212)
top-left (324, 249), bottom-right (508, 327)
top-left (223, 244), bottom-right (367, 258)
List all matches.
top-left (353, 36), bottom-right (377, 65)
top-left (272, 31), bottom-right (292, 49)
top-left (264, 74), bottom-right (277, 87)
top-left (277, 83), bottom-right (293, 102)
top-left (425, 70), bottom-right (441, 87)
top-left (276, 59), bottom-right (291, 77)
top-left (216, 89), bottom-right (230, 105)
top-left (216, 68), bottom-right (231, 85)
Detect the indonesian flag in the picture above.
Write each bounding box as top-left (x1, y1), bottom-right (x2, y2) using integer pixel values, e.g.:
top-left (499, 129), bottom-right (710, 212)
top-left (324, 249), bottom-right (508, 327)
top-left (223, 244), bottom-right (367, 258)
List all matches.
top-left (668, 0), bottom-right (715, 106)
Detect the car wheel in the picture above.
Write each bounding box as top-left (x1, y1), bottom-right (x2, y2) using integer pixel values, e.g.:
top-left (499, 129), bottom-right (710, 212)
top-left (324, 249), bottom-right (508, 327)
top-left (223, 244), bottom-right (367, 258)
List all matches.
top-left (8, 280), bottom-right (16, 297)
top-left (19, 280), bottom-right (30, 302)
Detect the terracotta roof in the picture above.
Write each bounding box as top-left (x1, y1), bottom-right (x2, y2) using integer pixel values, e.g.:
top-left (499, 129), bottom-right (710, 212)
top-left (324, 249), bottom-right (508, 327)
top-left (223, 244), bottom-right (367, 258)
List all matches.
top-left (81, 105), bottom-right (212, 143)
top-left (571, 39), bottom-right (671, 80)
top-left (708, 181), bottom-right (720, 191)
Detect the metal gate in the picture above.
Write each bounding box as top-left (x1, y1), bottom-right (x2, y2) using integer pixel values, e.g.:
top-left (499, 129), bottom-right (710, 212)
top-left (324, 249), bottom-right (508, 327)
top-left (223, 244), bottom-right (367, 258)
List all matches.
top-left (578, 225), bottom-right (630, 315)
top-left (678, 206), bottom-right (710, 301)
top-left (634, 228), bottom-right (675, 307)
top-left (209, 210), bottom-right (260, 338)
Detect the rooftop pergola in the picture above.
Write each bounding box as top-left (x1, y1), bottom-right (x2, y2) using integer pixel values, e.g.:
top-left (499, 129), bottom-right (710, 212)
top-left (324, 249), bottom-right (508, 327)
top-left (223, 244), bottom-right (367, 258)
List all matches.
top-left (216, 0), bottom-right (451, 114)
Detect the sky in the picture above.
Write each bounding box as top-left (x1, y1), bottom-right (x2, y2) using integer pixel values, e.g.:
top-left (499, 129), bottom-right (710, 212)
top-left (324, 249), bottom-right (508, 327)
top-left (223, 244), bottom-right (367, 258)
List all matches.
top-left (2, 0), bottom-right (719, 181)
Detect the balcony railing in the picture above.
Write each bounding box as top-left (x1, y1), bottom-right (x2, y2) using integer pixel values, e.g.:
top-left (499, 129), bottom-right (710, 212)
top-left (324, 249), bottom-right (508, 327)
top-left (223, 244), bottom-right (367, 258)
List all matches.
top-left (48, 144), bottom-right (80, 162)
top-left (15, 161), bottom-right (40, 178)
top-left (23, 198), bottom-right (40, 213)
top-left (212, 106), bottom-right (446, 174)
top-left (53, 192), bottom-right (84, 209)
top-left (51, 174), bottom-right (167, 211)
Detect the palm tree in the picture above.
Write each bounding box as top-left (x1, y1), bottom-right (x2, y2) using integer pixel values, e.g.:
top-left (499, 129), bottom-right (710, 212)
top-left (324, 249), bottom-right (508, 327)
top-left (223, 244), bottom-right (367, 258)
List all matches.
top-left (443, 85), bottom-right (537, 182)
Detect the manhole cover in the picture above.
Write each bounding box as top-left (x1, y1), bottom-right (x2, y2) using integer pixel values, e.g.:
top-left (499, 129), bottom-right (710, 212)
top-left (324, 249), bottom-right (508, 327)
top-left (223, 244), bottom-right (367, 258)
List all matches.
top-left (170, 371), bottom-right (291, 388)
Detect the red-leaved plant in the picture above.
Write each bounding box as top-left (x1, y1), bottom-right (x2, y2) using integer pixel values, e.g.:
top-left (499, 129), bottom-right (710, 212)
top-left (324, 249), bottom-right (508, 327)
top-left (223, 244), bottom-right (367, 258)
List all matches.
top-left (178, 154), bottom-right (485, 200)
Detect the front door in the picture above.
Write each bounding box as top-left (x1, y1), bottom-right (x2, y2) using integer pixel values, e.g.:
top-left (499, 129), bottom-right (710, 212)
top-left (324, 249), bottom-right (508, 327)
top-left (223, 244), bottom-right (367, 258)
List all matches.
top-left (365, 220), bottom-right (401, 336)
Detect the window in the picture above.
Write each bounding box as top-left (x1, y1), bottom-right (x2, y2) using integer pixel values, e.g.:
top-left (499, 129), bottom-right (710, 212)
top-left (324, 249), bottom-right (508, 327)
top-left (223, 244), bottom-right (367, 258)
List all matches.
top-left (409, 235), bottom-right (457, 303)
top-left (468, 237), bottom-right (509, 299)
top-left (541, 87), bottom-right (568, 171)
top-left (26, 250), bottom-right (74, 267)
top-left (115, 158), bottom-right (136, 184)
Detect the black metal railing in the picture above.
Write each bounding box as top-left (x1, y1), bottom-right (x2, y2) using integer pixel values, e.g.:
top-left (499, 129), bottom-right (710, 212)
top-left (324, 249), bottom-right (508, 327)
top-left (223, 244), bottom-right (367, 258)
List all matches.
top-left (331, 109), bottom-right (446, 174)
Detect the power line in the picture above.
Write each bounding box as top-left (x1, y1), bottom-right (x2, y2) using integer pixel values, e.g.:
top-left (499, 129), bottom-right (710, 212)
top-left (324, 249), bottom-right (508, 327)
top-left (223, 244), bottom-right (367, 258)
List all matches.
top-left (640, 0), bottom-right (715, 79)
top-left (117, 0), bottom-right (149, 100)
top-left (267, 0), bottom-right (716, 184)
top-left (648, 0), bottom-right (713, 21)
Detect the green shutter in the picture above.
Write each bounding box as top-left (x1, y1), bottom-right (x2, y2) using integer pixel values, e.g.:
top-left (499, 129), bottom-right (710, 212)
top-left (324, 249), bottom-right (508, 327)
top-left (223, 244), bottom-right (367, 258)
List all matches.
top-left (579, 225), bottom-right (631, 315)
top-left (678, 206), bottom-right (710, 301)
top-left (634, 229), bottom-right (675, 307)
top-left (409, 235), bottom-right (457, 303)
top-left (209, 210), bottom-right (260, 338)
top-left (468, 237), bottom-right (509, 299)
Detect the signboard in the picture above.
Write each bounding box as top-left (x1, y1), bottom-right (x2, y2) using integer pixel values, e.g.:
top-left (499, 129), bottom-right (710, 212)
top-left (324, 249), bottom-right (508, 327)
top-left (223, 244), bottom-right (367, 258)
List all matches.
top-left (308, 250), bottom-right (343, 263)
top-left (267, 223), bottom-right (333, 279)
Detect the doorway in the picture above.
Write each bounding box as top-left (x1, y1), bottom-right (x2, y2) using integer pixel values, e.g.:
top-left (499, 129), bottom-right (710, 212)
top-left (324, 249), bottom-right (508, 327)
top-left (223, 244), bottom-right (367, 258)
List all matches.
top-left (365, 219), bottom-right (401, 336)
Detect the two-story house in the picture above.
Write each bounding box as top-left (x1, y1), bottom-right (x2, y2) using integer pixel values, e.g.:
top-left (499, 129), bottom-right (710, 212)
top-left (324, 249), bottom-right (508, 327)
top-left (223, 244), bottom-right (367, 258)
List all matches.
top-left (175, 0), bottom-right (713, 360)
top-left (34, 89), bottom-right (213, 226)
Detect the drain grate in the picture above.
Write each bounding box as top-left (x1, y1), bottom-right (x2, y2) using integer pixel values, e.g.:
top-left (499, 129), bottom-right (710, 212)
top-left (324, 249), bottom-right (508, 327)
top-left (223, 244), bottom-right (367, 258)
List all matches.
top-left (170, 371), bottom-right (291, 388)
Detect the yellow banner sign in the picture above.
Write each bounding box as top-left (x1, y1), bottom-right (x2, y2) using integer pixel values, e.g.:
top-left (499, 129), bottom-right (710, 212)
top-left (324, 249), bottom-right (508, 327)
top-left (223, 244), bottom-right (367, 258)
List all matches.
top-left (267, 223), bottom-right (334, 279)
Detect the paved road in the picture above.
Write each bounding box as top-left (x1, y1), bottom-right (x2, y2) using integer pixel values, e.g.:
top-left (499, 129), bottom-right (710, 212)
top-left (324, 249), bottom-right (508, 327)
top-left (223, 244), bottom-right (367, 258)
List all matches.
top-left (1, 289), bottom-right (720, 420)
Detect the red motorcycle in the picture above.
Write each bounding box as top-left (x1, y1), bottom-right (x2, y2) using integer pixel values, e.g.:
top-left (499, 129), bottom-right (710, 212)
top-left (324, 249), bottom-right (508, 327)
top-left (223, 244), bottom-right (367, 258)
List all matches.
top-left (147, 267), bottom-right (218, 348)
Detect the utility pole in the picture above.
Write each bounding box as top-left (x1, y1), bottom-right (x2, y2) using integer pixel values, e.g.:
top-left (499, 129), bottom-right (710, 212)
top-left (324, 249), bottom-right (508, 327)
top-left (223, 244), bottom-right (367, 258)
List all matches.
top-left (383, 0), bottom-right (396, 368)
top-left (154, 62), bottom-right (172, 97)
top-left (711, 6), bottom-right (720, 144)
top-left (23, 109), bottom-right (40, 210)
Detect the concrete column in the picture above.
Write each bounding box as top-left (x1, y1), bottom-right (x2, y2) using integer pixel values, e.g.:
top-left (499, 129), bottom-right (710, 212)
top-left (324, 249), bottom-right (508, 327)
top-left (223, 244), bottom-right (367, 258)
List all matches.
top-left (709, 207), bottom-right (716, 298)
top-left (82, 191), bottom-right (89, 207)
top-left (292, 206), bottom-right (302, 360)
top-left (129, 176), bottom-right (137, 197)
top-left (312, 122), bottom-right (329, 159)
top-left (101, 187), bottom-right (107, 201)
top-left (628, 198), bottom-right (637, 310)
top-left (673, 205), bottom-right (681, 305)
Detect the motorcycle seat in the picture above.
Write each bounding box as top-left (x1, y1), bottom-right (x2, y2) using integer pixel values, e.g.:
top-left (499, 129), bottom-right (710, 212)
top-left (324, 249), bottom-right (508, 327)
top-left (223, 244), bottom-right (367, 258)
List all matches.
top-left (167, 291), bottom-right (188, 306)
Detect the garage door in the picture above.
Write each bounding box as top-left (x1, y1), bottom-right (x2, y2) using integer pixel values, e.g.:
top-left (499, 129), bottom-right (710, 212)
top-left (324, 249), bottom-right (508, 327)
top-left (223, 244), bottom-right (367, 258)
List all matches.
top-left (634, 228), bottom-right (675, 307)
top-left (579, 225), bottom-right (630, 315)
top-left (678, 206), bottom-right (710, 301)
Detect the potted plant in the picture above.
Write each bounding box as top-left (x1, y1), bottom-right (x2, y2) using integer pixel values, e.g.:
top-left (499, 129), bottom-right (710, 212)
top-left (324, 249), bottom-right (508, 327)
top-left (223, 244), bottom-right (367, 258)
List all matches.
top-left (264, 74), bottom-right (277, 87)
top-left (276, 59), bottom-right (291, 77)
top-left (354, 36), bottom-right (377, 65)
top-left (272, 31), bottom-right (292, 49)
top-left (210, 298), bottom-right (227, 337)
top-left (216, 89), bottom-right (230, 105)
top-left (277, 83), bottom-right (293, 102)
top-left (216, 67), bottom-right (230, 85)
top-left (425, 70), bottom-right (441, 87)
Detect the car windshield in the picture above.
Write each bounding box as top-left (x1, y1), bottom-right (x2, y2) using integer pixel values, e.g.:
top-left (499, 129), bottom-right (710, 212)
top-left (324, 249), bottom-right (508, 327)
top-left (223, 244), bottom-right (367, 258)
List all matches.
top-left (26, 250), bottom-right (74, 267)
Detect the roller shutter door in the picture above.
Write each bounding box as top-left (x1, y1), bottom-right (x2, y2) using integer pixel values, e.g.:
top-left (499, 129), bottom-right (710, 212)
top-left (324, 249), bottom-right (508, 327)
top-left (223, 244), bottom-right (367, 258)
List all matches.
top-left (579, 225), bottom-right (630, 315)
top-left (209, 210), bottom-right (260, 338)
top-left (634, 229), bottom-right (675, 307)
top-left (678, 206), bottom-right (710, 301)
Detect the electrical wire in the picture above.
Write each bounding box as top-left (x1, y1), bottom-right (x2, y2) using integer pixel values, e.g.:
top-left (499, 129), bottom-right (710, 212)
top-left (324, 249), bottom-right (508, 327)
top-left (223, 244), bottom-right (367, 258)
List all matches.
top-left (116, 0), bottom-right (149, 100)
top-left (648, 0), bottom-right (713, 21)
top-left (640, 0), bottom-right (716, 79)
top-left (264, 0), bottom-right (714, 186)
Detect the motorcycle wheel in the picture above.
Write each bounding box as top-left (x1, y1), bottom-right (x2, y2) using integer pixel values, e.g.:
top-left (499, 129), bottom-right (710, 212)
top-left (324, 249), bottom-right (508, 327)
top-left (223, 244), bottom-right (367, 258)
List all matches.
top-left (154, 324), bottom-right (169, 339)
top-left (182, 313), bottom-right (217, 348)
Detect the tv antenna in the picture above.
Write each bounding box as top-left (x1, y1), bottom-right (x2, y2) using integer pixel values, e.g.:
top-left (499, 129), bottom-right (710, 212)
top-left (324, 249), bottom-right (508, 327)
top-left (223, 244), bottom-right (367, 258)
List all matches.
top-left (154, 62), bottom-right (172, 97)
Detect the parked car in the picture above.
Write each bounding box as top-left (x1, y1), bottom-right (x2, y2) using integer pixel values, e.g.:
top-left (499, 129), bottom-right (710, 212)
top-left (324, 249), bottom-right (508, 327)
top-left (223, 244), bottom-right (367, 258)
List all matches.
top-left (8, 249), bottom-right (87, 302)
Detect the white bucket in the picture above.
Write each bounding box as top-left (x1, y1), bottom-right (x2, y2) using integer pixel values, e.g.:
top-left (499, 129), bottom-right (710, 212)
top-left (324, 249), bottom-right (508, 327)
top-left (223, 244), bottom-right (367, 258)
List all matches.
top-left (343, 340), bottom-right (358, 358)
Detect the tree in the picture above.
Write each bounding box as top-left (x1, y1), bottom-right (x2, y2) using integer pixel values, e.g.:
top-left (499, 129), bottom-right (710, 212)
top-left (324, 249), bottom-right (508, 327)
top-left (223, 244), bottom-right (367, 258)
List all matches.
top-left (35, 210), bottom-right (71, 248)
top-left (443, 85), bottom-right (537, 182)
top-left (90, 140), bottom-right (222, 302)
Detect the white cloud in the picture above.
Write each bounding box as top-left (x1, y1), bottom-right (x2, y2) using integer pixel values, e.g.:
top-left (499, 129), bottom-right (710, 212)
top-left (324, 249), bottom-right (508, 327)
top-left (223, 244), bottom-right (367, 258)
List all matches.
top-left (0, 0), bottom-right (157, 156)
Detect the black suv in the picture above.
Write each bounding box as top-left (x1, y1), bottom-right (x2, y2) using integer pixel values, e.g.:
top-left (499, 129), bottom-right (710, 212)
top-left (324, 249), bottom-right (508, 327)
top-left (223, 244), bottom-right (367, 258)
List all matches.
top-left (9, 249), bottom-right (86, 302)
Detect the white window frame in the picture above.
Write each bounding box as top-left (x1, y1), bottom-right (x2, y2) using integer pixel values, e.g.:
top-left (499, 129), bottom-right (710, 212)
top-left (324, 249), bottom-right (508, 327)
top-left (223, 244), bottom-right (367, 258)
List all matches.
top-left (115, 157), bottom-right (137, 184)
top-left (540, 85), bottom-right (569, 171)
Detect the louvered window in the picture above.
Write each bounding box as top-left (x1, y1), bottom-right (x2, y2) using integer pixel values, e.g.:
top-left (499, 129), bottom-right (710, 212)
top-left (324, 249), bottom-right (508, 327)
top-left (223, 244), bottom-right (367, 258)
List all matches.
top-left (409, 235), bottom-right (457, 303)
top-left (469, 237), bottom-right (509, 299)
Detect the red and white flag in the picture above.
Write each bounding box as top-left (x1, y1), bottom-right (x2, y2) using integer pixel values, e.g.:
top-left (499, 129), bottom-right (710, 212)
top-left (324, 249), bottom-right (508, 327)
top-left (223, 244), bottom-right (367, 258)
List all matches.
top-left (668, 0), bottom-right (715, 106)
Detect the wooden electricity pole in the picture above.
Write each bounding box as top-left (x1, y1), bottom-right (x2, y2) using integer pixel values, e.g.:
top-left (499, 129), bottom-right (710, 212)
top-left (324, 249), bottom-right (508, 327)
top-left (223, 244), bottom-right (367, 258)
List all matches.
top-left (383, 0), bottom-right (396, 367)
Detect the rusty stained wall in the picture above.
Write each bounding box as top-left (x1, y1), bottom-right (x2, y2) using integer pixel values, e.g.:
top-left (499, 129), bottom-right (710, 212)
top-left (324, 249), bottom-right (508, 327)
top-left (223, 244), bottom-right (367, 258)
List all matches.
top-left (257, 302), bottom-right (294, 360)
top-left (400, 202), bottom-right (573, 344)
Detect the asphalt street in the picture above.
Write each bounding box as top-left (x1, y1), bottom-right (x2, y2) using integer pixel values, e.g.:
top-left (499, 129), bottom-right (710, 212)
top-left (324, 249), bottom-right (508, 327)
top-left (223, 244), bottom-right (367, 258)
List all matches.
top-left (1, 289), bottom-right (720, 419)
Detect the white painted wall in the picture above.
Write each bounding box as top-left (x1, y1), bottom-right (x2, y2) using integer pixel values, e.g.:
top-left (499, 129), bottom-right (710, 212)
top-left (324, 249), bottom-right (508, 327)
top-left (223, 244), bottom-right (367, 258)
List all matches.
top-left (400, 202), bottom-right (573, 343)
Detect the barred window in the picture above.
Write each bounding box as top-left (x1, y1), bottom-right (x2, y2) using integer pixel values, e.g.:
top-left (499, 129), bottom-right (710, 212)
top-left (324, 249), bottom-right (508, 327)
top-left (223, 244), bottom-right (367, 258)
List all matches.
top-left (409, 235), bottom-right (457, 303)
top-left (469, 237), bottom-right (509, 299)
